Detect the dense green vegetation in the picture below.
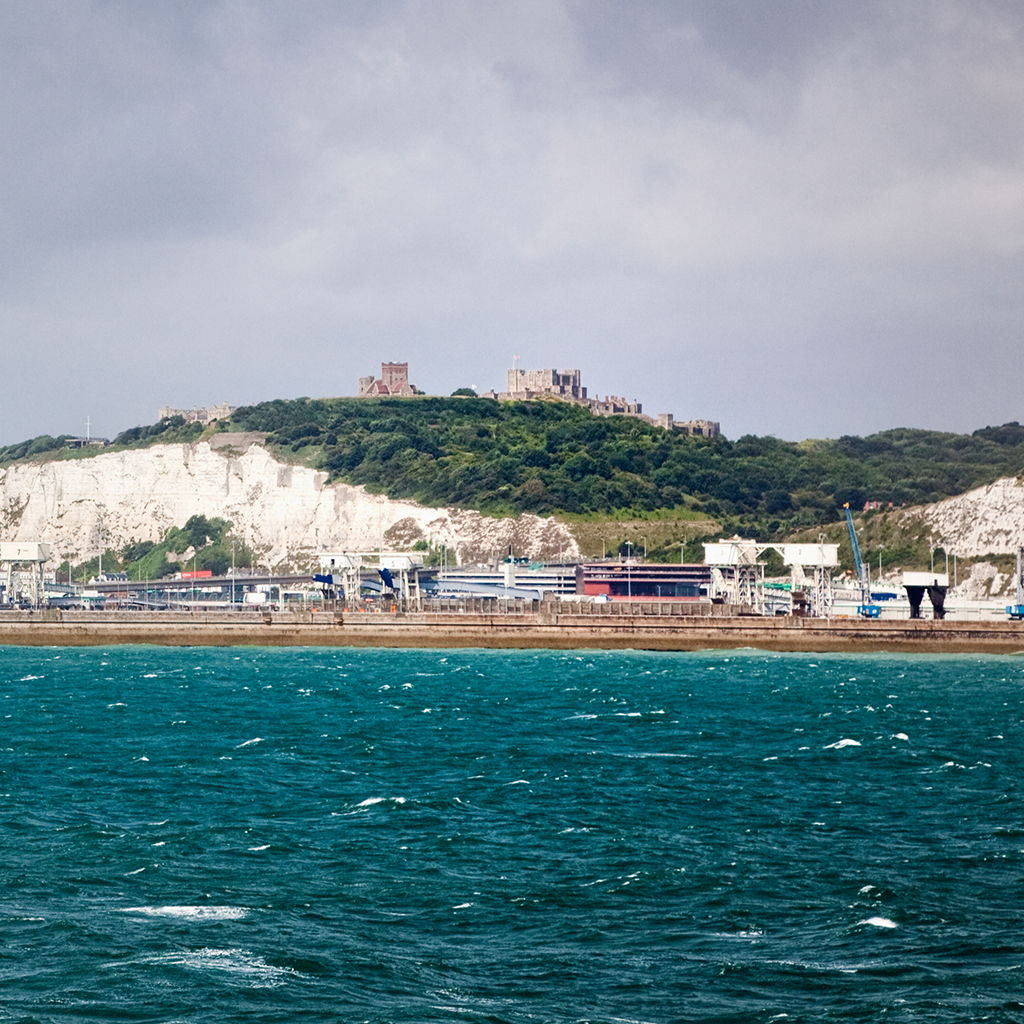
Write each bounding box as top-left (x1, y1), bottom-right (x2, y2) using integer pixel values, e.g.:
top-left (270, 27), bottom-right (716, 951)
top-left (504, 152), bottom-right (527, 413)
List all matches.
top-left (0, 433), bottom-right (74, 463)
top-left (58, 515), bottom-right (253, 583)
top-left (0, 416), bottom-right (203, 467)
top-left (224, 397), bottom-right (1024, 536)
top-left (111, 415), bottom-right (204, 447)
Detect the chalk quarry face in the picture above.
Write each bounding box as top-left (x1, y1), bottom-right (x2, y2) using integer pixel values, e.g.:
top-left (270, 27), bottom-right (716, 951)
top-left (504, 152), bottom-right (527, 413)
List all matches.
top-left (0, 441), bottom-right (579, 569)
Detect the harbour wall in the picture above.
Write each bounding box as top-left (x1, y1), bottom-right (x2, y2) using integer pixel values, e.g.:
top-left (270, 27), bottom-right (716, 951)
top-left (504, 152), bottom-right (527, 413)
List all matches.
top-left (2, 608), bottom-right (1024, 653)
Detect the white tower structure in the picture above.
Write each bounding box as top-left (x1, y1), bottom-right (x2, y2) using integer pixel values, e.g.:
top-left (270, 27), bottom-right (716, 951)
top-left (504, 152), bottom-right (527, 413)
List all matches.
top-left (0, 542), bottom-right (51, 608)
top-left (704, 538), bottom-right (840, 617)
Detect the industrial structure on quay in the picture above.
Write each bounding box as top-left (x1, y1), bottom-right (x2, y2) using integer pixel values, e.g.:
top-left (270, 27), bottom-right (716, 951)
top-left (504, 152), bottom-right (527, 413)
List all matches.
top-left (0, 534), bottom-right (989, 623)
top-left (7, 531), bottom-right (1024, 653)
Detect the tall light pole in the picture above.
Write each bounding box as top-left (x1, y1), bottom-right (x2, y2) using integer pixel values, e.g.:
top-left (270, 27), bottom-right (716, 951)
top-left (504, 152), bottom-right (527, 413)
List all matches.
top-left (96, 503), bottom-right (104, 581)
top-left (625, 541), bottom-right (632, 599)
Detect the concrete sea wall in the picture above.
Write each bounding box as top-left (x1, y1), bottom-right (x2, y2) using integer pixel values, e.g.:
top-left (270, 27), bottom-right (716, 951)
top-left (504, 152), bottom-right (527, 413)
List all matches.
top-left (3, 609), bottom-right (1024, 653)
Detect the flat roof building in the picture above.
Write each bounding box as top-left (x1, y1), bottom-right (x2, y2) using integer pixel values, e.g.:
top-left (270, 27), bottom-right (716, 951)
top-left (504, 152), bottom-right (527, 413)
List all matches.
top-left (575, 562), bottom-right (711, 600)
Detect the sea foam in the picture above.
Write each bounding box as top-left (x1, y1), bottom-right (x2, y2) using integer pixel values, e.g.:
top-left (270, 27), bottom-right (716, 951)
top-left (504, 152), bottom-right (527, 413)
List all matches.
top-left (123, 905), bottom-right (248, 920)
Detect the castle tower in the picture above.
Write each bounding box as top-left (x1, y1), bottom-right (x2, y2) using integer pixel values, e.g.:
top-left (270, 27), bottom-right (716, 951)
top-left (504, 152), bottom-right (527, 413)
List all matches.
top-left (381, 362), bottom-right (409, 392)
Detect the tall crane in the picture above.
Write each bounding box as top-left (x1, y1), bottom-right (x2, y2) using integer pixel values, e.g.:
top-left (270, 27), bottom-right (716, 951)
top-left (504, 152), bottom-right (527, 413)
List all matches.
top-left (843, 503), bottom-right (879, 618)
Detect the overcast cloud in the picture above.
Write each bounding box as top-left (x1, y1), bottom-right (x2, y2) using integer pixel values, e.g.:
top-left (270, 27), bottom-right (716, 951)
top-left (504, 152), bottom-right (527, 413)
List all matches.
top-left (2, 0), bottom-right (1023, 444)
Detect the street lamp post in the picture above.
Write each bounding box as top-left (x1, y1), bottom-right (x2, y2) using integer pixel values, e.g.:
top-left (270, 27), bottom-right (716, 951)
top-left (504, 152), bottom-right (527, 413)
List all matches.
top-left (96, 504), bottom-right (104, 580)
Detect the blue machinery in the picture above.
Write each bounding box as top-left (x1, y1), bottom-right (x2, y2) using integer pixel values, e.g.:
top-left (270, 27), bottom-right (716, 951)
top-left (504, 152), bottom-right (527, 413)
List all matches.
top-left (842, 503), bottom-right (880, 618)
top-left (1007, 548), bottom-right (1024, 620)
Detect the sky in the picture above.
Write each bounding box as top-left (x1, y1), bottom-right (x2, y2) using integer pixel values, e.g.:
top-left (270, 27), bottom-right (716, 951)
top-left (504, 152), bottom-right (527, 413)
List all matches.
top-left (2, 0), bottom-right (1023, 445)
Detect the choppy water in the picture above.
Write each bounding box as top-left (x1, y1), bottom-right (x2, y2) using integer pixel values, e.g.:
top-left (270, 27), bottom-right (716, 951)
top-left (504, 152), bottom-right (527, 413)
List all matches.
top-left (2, 645), bottom-right (1024, 1023)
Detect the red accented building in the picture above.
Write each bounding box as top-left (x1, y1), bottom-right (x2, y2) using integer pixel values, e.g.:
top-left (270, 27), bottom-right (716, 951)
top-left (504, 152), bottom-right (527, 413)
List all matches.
top-left (575, 562), bottom-right (710, 600)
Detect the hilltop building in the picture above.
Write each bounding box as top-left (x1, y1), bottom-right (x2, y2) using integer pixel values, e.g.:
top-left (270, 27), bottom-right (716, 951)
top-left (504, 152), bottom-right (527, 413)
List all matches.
top-left (158, 401), bottom-right (236, 425)
top-left (655, 414), bottom-right (720, 437)
top-left (682, 419), bottom-right (719, 437)
top-left (506, 368), bottom-right (587, 401)
top-left (358, 362), bottom-right (421, 397)
top-left (488, 365), bottom-right (718, 437)
top-left (63, 436), bottom-right (109, 449)
top-left (593, 395), bottom-right (643, 417)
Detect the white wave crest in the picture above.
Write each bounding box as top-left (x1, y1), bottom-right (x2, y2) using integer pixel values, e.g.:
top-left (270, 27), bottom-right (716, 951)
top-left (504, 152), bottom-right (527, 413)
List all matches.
top-left (824, 739), bottom-right (862, 749)
top-left (355, 796), bottom-right (407, 807)
top-left (860, 916), bottom-right (897, 929)
top-left (106, 947), bottom-right (295, 985)
top-left (122, 905), bottom-right (248, 920)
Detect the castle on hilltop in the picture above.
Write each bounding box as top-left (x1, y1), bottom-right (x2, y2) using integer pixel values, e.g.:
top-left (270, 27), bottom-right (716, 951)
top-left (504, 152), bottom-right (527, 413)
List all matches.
top-left (506, 367), bottom-right (587, 401)
top-left (351, 360), bottom-right (718, 435)
top-left (483, 366), bottom-right (718, 436)
top-left (357, 362), bottom-right (421, 397)
top-left (158, 401), bottom-right (237, 426)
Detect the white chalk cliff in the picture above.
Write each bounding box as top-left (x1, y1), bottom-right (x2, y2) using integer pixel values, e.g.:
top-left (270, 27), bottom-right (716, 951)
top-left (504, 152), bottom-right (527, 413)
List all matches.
top-left (910, 476), bottom-right (1024, 557)
top-left (0, 440), bottom-right (578, 567)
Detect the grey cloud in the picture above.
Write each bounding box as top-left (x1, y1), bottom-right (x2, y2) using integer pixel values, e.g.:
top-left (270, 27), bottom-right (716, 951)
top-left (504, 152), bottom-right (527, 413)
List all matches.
top-left (1, 0), bottom-right (1023, 446)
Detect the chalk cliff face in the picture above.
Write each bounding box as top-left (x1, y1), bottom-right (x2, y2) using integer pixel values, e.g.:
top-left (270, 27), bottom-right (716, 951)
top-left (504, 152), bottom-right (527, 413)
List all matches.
top-left (911, 476), bottom-right (1024, 558)
top-left (0, 442), bottom-right (578, 567)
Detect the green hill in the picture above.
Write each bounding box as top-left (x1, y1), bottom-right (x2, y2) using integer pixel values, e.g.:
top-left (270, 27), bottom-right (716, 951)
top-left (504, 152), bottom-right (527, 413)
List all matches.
top-left (225, 397), bottom-right (1024, 528)
top-left (5, 398), bottom-right (1024, 568)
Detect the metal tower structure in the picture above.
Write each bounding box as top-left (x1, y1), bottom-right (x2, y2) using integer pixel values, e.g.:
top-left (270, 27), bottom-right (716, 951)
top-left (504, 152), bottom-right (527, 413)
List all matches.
top-left (0, 542), bottom-right (51, 608)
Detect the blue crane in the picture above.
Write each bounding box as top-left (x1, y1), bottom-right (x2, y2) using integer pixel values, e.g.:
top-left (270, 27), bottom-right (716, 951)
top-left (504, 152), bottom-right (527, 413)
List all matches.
top-left (843, 503), bottom-right (879, 618)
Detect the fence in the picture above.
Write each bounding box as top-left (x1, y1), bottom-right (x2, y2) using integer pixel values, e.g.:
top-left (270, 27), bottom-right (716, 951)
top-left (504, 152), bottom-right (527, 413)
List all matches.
top-left (336, 596), bottom-right (718, 617)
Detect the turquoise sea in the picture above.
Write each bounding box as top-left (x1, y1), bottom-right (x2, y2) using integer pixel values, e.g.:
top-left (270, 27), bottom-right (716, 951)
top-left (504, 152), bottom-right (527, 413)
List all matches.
top-left (2, 645), bottom-right (1023, 1023)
